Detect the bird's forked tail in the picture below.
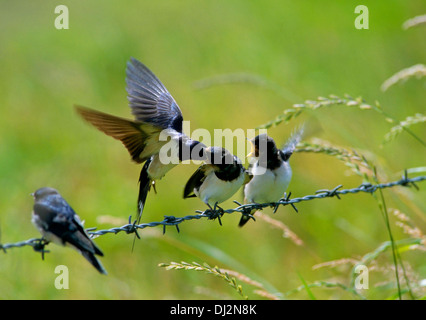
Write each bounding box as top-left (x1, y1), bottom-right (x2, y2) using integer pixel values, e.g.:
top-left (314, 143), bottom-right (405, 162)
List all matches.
top-left (136, 158), bottom-right (152, 224)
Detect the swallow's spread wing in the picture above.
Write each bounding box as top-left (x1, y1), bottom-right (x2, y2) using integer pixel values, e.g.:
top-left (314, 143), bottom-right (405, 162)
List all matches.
top-left (280, 126), bottom-right (304, 161)
top-left (126, 57), bottom-right (184, 132)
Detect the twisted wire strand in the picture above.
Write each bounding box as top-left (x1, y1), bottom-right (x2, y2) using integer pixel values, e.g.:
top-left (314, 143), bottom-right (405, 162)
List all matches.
top-left (1, 174), bottom-right (424, 254)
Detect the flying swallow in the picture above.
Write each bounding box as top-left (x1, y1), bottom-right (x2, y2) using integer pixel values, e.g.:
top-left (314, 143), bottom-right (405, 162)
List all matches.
top-left (184, 147), bottom-right (250, 217)
top-left (75, 58), bottom-right (205, 224)
top-left (239, 127), bottom-right (304, 227)
top-left (31, 187), bottom-right (107, 274)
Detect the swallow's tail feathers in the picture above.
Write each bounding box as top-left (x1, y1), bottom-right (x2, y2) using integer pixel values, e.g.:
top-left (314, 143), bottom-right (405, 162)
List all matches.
top-left (238, 208), bottom-right (256, 227)
top-left (238, 214), bottom-right (250, 227)
top-left (81, 250), bottom-right (108, 275)
top-left (280, 125), bottom-right (304, 161)
top-left (92, 242), bottom-right (104, 257)
top-left (137, 158), bottom-right (152, 223)
top-left (130, 159), bottom-right (152, 252)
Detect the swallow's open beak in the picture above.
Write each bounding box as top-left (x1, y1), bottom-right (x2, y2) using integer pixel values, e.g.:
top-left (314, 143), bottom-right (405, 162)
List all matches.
top-left (30, 192), bottom-right (34, 197)
top-left (246, 139), bottom-right (255, 158)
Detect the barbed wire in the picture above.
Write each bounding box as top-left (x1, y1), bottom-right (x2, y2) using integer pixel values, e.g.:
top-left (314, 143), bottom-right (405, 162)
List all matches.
top-left (1, 173), bottom-right (424, 256)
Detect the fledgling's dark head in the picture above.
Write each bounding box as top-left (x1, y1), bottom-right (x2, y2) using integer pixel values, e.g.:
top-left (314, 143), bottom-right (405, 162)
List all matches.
top-left (190, 140), bottom-right (208, 161)
top-left (205, 146), bottom-right (236, 167)
top-left (32, 187), bottom-right (60, 201)
top-left (247, 133), bottom-right (278, 158)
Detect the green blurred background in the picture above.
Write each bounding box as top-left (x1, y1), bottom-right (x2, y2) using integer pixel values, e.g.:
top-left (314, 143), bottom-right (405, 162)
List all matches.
top-left (0, 1), bottom-right (424, 299)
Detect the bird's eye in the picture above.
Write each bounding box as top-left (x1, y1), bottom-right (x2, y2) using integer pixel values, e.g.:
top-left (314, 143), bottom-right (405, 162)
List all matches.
top-left (199, 147), bottom-right (205, 160)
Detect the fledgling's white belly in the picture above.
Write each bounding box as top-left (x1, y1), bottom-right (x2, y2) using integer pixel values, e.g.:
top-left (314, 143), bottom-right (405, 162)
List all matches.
top-left (196, 171), bottom-right (245, 207)
top-left (244, 162), bottom-right (292, 203)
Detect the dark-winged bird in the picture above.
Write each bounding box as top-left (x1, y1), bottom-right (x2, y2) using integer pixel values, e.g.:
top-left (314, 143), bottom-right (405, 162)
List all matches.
top-left (76, 58), bottom-right (205, 223)
top-left (239, 127), bottom-right (304, 227)
top-left (31, 187), bottom-right (107, 274)
top-left (184, 147), bottom-right (249, 213)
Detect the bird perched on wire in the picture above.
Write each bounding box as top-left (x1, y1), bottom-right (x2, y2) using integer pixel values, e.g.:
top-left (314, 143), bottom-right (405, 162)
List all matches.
top-left (31, 187), bottom-right (107, 275)
top-left (184, 146), bottom-right (250, 223)
top-left (239, 127), bottom-right (304, 227)
top-left (75, 58), bottom-right (205, 224)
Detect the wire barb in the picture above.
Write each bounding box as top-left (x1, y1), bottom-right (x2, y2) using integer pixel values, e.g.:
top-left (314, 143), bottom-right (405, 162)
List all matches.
top-left (163, 216), bottom-right (180, 234)
top-left (125, 216), bottom-right (141, 239)
top-left (207, 203), bottom-right (225, 226)
top-left (281, 192), bottom-right (298, 213)
top-left (315, 185), bottom-right (343, 199)
top-left (400, 169), bottom-right (419, 190)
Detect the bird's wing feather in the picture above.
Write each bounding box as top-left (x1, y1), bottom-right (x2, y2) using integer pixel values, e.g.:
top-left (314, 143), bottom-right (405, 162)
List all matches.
top-left (126, 58), bottom-right (184, 132)
top-left (280, 125), bottom-right (304, 161)
top-left (35, 196), bottom-right (98, 255)
top-left (76, 106), bottom-right (163, 163)
top-left (183, 165), bottom-right (212, 198)
top-left (69, 214), bottom-right (104, 256)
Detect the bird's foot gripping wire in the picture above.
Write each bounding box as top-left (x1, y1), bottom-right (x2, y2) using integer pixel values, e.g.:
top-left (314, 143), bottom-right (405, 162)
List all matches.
top-left (203, 202), bottom-right (225, 226)
top-left (32, 238), bottom-right (50, 260)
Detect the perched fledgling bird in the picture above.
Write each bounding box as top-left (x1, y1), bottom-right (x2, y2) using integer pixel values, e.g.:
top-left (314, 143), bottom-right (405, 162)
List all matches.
top-left (75, 58), bottom-right (205, 224)
top-left (239, 127), bottom-right (304, 227)
top-left (31, 187), bottom-right (107, 275)
top-left (184, 147), bottom-right (249, 215)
